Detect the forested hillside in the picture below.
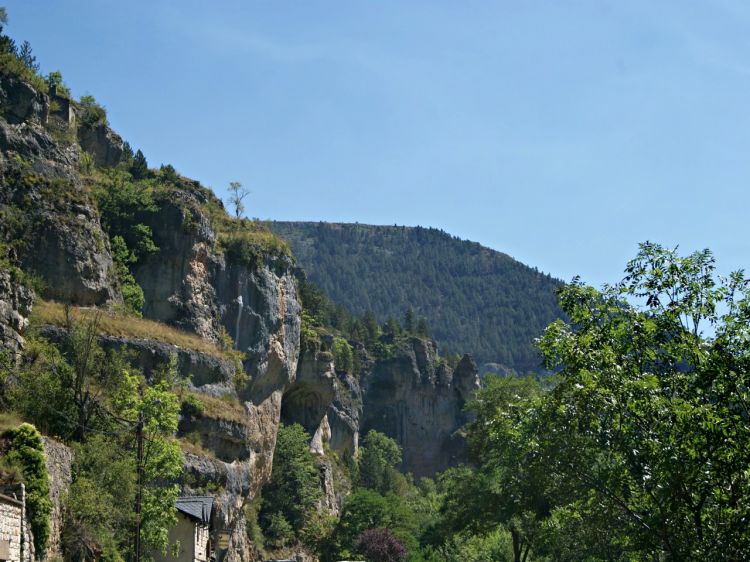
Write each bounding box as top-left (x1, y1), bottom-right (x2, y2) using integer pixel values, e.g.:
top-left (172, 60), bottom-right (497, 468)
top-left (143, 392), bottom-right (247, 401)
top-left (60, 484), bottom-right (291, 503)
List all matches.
top-left (271, 221), bottom-right (563, 372)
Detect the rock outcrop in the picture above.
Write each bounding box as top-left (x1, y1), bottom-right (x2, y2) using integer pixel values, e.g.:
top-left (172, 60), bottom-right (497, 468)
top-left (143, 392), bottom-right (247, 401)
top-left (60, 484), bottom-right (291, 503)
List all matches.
top-left (0, 71), bottom-right (119, 306)
top-left (0, 73), bottom-right (48, 125)
top-left (0, 267), bottom-right (32, 357)
top-left (132, 192), bottom-right (302, 561)
top-left (360, 337), bottom-right (480, 477)
top-left (282, 342), bottom-right (361, 459)
top-left (76, 120), bottom-right (123, 168)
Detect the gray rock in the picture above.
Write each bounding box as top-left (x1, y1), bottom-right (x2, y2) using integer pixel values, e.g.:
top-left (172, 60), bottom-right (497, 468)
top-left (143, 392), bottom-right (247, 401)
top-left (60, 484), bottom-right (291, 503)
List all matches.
top-left (0, 267), bottom-right (33, 357)
top-left (0, 72), bottom-right (48, 125)
top-left (360, 339), bottom-right (480, 477)
top-left (38, 324), bottom-right (236, 387)
top-left (76, 121), bottom-right (124, 168)
top-left (0, 93), bottom-right (120, 306)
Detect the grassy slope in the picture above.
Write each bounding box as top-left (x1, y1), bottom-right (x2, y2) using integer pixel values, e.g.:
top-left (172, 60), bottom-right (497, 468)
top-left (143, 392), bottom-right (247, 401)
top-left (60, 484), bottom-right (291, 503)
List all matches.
top-left (31, 300), bottom-right (232, 361)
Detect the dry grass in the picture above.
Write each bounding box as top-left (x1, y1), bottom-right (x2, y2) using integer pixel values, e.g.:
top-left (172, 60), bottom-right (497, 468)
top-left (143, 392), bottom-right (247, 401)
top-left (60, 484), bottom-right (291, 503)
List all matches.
top-left (31, 300), bottom-right (232, 361)
top-left (179, 433), bottom-right (214, 458)
top-left (188, 391), bottom-right (247, 423)
top-left (0, 411), bottom-right (24, 434)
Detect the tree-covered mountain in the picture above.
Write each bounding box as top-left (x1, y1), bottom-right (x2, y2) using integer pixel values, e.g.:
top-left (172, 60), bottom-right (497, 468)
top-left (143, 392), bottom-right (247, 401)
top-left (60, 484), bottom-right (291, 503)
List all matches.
top-left (271, 221), bottom-right (564, 372)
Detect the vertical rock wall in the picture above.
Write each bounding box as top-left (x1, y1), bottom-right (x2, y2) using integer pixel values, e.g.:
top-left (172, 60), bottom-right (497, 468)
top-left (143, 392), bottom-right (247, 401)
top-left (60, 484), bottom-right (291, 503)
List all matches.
top-left (0, 268), bottom-right (32, 358)
top-left (360, 338), bottom-right (480, 477)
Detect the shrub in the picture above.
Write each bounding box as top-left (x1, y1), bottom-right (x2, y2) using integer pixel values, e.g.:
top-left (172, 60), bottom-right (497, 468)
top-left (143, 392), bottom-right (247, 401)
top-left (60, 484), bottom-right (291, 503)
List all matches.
top-left (265, 512), bottom-right (294, 549)
top-left (4, 423), bottom-right (51, 557)
top-left (78, 94), bottom-right (107, 127)
top-left (159, 164), bottom-right (179, 184)
top-left (111, 235), bottom-right (145, 315)
top-left (181, 395), bottom-right (204, 418)
top-left (354, 527), bottom-right (407, 562)
top-left (46, 70), bottom-right (70, 97)
top-left (331, 337), bottom-right (354, 373)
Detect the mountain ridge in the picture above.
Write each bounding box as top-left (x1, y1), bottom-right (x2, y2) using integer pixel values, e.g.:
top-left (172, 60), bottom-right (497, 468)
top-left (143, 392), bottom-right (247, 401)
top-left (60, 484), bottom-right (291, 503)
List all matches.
top-left (271, 220), bottom-right (565, 372)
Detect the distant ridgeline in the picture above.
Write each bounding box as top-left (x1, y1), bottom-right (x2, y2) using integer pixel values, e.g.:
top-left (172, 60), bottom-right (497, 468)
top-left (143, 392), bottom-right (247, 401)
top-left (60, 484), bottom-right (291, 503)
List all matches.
top-left (271, 221), bottom-right (564, 373)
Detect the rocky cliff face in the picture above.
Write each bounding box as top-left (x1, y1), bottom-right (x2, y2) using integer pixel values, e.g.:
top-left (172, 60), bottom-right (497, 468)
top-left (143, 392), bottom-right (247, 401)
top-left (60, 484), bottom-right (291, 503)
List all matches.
top-left (132, 193), bottom-right (302, 561)
top-left (282, 341), bottom-right (361, 460)
top-left (0, 268), bottom-right (32, 358)
top-left (0, 71), bottom-right (119, 306)
top-left (360, 338), bottom-right (480, 477)
top-left (0, 69), bottom-right (483, 562)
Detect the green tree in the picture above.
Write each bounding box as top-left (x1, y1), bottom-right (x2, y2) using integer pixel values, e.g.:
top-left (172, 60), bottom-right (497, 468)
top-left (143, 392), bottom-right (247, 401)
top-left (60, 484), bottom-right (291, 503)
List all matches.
top-left (111, 371), bottom-right (183, 559)
top-left (46, 70), bottom-right (71, 97)
top-left (18, 40), bottom-right (38, 72)
top-left (63, 434), bottom-right (136, 561)
top-left (331, 337), bottom-right (354, 373)
top-left (459, 376), bottom-right (548, 562)
top-left (403, 307), bottom-right (415, 334)
top-left (416, 318), bottom-right (430, 338)
top-left (130, 149), bottom-right (148, 179)
top-left (358, 430), bottom-right (404, 496)
top-left (331, 490), bottom-right (419, 560)
top-left (3, 423), bottom-right (51, 556)
top-left (529, 243), bottom-right (750, 559)
top-left (362, 310), bottom-right (380, 348)
top-left (227, 180), bottom-right (249, 220)
top-left (259, 423), bottom-right (321, 537)
top-left (111, 235), bottom-right (146, 315)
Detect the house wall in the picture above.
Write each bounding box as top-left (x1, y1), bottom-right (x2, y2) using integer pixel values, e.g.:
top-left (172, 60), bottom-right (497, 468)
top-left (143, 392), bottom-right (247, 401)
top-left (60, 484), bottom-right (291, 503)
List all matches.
top-left (0, 493), bottom-right (23, 562)
top-left (154, 513), bottom-right (195, 562)
top-left (195, 521), bottom-right (210, 562)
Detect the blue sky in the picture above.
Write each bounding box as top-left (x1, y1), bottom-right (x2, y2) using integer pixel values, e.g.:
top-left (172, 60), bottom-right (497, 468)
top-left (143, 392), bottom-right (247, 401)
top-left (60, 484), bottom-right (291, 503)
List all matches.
top-left (5, 1), bottom-right (749, 286)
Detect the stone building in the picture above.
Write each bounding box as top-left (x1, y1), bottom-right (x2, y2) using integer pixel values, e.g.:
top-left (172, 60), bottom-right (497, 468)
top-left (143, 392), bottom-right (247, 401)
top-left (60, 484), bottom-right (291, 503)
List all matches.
top-left (0, 484), bottom-right (33, 562)
top-left (154, 496), bottom-right (213, 562)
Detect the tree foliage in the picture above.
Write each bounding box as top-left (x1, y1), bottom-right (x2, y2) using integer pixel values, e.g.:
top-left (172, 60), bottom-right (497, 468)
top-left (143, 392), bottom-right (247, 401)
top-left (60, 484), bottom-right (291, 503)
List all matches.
top-left (357, 430), bottom-right (404, 495)
top-left (3, 423), bottom-right (51, 556)
top-left (271, 222), bottom-right (563, 371)
top-left (260, 423), bottom-right (321, 539)
top-left (354, 527), bottom-right (407, 562)
top-left (455, 242), bottom-right (750, 560)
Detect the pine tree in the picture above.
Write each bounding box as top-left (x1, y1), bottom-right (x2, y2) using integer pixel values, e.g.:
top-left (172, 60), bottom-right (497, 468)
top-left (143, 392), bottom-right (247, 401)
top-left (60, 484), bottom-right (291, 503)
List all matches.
top-left (403, 307), bottom-right (415, 334)
top-left (130, 149), bottom-right (148, 179)
top-left (18, 40), bottom-right (38, 71)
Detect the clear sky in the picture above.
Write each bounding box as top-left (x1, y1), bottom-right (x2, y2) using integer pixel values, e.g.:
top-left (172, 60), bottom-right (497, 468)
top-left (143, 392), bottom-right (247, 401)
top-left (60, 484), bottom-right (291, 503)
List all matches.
top-left (5, 1), bottom-right (749, 287)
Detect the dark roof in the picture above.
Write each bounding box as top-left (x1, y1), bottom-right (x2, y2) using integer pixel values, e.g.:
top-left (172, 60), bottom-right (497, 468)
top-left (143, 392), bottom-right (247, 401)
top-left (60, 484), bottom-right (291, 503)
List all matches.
top-left (175, 496), bottom-right (213, 524)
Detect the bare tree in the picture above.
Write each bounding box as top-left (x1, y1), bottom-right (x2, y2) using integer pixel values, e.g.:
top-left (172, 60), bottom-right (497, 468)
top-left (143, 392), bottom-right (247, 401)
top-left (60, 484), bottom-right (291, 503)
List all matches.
top-left (228, 181), bottom-right (250, 219)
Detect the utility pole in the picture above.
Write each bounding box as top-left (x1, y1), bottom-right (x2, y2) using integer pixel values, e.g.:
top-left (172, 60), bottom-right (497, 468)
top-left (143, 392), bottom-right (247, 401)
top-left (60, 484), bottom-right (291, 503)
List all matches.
top-left (134, 412), bottom-right (144, 562)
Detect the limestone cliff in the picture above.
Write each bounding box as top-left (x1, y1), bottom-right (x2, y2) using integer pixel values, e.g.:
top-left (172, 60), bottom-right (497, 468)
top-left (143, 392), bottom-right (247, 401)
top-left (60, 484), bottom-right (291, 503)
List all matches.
top-left (360, 337), bottom-right (480, 477)
top-left (0, 68), bottom-right (482, 562)
top-left (0, 71), bottom-right (119, 306)
top-left (0, 267), bottom-right (32, 358)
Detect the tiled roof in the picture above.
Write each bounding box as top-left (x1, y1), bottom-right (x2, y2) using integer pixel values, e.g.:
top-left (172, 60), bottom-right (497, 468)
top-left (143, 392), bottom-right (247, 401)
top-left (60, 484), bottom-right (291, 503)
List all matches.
top-left (175, 496), bottom-right (213, 524)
